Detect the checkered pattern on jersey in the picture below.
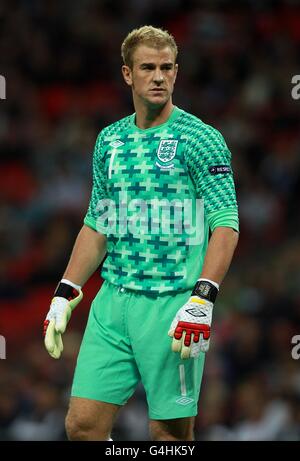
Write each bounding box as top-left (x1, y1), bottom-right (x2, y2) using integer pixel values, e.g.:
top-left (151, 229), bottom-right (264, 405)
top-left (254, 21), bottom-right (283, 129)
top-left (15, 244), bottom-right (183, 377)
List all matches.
top-left (85, 109), bottom-right (238, 293)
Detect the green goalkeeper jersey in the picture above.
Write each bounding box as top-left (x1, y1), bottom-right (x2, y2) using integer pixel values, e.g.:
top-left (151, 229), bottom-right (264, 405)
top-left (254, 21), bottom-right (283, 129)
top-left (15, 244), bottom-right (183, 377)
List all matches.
top-left (84, 106), bottom-right (239, 294)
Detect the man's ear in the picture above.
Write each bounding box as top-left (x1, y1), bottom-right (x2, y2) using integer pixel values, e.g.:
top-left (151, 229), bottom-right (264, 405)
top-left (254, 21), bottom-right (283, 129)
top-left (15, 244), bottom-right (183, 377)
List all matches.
top-left (122, 65), bottom-right (132, 87)
top-left (174, 63), bottom-right (178, 84)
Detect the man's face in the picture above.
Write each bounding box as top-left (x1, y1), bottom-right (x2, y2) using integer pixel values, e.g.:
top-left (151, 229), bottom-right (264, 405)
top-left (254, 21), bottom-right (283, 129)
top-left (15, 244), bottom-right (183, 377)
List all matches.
top-left (122, 45), bottom-right (178, 108)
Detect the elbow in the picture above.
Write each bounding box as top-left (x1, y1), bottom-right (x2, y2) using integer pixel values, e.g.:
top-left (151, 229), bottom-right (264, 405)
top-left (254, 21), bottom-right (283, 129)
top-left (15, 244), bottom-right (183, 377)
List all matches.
top-left (232, 228), bottom-right (239, 251)
top-left (228, 227), bottom-right (239, 248)
top-left (213, 226), bottom-right (239, 250)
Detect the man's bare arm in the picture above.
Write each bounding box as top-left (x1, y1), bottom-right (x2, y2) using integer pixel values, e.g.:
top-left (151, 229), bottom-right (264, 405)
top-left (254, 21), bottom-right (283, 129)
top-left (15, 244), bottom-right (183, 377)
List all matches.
top-left (63, 224), bottom-right (107, 287)
top-left (199, 227), bottom-right (239, 285)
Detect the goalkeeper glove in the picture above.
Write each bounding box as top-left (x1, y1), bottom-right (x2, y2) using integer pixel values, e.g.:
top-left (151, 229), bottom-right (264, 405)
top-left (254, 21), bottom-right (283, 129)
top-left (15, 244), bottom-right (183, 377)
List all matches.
top-left (43, 279), bottom-right (83, 359)
top-left (168, 279), bottom-right (218, 359)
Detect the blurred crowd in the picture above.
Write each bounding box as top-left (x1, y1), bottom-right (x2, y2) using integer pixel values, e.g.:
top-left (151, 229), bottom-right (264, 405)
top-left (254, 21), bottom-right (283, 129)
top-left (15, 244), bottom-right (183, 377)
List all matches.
top-left (1, 0), bottom-right (300, 441)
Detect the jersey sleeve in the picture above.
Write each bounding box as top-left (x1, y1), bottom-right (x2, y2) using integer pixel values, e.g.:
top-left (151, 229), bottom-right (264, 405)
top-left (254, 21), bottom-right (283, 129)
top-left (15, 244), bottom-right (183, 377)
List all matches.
top-left (185, 124), bottom-right (239, 229)
top-left (84, 131), bottom-right (108, 232)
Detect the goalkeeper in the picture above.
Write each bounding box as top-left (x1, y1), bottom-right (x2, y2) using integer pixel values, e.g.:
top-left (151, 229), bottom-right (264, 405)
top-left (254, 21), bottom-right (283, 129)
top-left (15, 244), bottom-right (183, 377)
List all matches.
top-left (44, 25), bottom-right (239, 441)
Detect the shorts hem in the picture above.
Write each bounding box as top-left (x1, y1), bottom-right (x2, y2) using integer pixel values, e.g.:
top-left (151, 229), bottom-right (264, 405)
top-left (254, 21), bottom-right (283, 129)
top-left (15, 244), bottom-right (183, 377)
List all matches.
top-left (71, 391), bottom-right (126, 406)
top-left (148, 409), bottom-right (198, 420)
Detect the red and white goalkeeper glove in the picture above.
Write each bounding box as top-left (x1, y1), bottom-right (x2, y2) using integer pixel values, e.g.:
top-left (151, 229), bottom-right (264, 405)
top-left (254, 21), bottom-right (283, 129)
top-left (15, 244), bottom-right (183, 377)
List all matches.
top-left (43, 279), bottom-right (83, 359)
top-left (168, 279), bottom-right (219, 359)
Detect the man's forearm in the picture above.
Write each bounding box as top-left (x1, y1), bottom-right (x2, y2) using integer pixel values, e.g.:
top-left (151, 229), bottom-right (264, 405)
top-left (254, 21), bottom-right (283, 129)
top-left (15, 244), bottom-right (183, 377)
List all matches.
top-left (63, 225), bottom-right (107, 287)
top-left (200, 226), bottom-right (239, 285)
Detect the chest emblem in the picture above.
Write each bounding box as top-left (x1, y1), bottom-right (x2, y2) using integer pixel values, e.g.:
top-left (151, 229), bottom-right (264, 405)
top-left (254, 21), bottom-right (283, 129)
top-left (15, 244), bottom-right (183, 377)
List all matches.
top-left (156, 139), bottom-right (178, 169)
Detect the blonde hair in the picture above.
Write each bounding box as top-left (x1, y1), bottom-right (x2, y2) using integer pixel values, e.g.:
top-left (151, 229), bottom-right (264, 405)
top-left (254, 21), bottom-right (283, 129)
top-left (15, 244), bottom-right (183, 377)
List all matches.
top-left (121, 25), bottom-right (178, 69)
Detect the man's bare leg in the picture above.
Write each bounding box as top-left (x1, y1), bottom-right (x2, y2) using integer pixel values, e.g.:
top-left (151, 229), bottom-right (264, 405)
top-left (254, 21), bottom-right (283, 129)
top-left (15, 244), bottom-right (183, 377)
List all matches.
top-left (65, 396), bottom-right (121, 441)
top-left (149, 416), bottom-right (195, 441)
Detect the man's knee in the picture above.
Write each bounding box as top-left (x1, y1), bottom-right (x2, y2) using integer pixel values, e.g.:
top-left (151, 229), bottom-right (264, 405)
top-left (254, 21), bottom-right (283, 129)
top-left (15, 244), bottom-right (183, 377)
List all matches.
top-left (65, 410), bottom-right (110, 441)
top-left (149, 417), bottom-right (195, 441)
top-left (65, 397), bottom-right (119, 441)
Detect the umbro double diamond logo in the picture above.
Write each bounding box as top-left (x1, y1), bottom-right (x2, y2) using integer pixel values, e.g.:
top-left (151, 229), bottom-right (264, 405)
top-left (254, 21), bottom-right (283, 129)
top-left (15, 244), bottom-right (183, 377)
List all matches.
top-left (185, 308), bottom-right (206, 318)
top-left (175, 397), bottom-right (194, 405)
top-left (109, 140), bottom-right (124, 148)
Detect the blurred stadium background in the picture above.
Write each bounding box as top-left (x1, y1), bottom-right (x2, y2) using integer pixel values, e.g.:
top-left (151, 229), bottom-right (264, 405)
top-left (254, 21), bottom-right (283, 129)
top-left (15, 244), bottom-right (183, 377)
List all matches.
top-left (1, 0), bottom-right (300, 441)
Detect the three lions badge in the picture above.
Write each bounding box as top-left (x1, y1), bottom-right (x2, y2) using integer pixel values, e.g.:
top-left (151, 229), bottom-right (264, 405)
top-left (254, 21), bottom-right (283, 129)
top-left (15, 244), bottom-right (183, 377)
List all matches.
top-left (156, 139), bottom-right (178, 169)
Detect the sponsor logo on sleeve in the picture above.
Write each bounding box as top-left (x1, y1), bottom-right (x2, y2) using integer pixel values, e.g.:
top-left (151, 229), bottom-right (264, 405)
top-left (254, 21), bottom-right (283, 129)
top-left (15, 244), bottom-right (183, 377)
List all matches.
top-left (209, 165), bottom-right (231, 175)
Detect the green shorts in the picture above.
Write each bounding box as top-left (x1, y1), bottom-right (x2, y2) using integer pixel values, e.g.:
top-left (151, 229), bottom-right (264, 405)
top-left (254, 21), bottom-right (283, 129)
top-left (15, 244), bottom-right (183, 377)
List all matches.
top-left (71, 281), bottom-right (205, 420)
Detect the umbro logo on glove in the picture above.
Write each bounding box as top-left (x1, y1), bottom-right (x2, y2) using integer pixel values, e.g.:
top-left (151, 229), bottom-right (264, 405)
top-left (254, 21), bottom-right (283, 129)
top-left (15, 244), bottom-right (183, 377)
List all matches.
top-left (185, 307), bottom-right (206, 317)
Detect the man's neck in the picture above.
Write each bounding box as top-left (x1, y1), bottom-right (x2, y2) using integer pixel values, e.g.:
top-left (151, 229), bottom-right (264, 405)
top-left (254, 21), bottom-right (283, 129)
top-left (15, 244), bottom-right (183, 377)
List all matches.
top-left (134, 100), bottom-right (174, 130)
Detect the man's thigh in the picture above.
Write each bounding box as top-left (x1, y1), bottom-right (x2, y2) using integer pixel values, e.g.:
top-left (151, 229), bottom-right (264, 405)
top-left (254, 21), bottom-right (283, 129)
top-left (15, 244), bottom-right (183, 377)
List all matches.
top-left (149, 416), bottom-right (195, 441)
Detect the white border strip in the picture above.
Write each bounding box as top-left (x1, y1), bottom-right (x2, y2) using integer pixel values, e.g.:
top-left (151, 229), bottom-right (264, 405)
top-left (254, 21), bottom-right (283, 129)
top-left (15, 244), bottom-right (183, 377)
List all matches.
top-left (179, 364), bottom-right (187, 396)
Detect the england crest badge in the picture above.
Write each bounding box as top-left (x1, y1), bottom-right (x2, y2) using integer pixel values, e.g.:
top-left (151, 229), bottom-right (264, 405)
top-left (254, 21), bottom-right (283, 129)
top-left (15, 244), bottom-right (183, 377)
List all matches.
top-left (156, 139), bottom-right (178, 169)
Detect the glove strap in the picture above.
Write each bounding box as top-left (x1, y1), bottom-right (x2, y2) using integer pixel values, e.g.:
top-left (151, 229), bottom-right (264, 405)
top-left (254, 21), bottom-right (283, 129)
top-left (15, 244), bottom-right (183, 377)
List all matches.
top-left (54, 282), bottom-right (79, 301)
top-left (191, 280), bottom-right (218, 303)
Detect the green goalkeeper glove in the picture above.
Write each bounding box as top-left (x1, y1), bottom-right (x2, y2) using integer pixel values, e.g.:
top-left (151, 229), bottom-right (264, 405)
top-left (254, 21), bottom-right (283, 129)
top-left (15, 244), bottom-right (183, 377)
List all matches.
top-left (43, 279), bottom-right (83, 359)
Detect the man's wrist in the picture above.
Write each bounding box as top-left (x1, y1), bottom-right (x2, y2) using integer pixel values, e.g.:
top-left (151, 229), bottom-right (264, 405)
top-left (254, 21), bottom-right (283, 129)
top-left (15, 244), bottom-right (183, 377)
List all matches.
top-left (61, 278), bottom-right (82, 291)
top-left (197, 278), bottom-right (219, 291)
top-left (54, 279), bottom-right (81, 301)
top-left (191, 279), bottom-right (219, 303)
